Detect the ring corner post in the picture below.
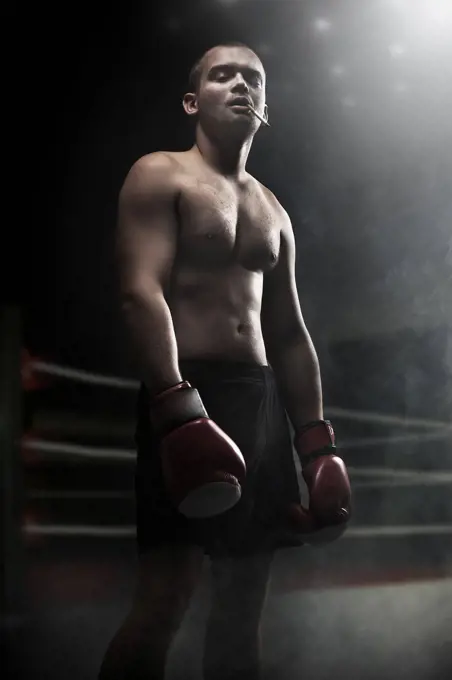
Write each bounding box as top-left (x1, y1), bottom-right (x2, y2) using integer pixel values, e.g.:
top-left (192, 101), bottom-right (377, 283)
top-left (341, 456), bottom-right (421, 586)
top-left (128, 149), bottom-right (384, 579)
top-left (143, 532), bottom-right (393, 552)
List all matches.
top-left (0, 305), bottom-right (25, 618)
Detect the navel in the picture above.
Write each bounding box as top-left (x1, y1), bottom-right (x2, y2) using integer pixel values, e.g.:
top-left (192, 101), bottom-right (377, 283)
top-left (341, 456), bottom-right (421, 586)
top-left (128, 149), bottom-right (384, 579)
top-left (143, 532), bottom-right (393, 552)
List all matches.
top-left (237, 322), bottom-right (251, 335)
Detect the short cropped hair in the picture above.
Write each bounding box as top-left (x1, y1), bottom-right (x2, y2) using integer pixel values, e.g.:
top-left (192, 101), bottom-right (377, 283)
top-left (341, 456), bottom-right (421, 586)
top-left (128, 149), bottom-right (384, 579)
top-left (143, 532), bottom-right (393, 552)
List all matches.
top-left (188, 42), bottom-right (261, 93)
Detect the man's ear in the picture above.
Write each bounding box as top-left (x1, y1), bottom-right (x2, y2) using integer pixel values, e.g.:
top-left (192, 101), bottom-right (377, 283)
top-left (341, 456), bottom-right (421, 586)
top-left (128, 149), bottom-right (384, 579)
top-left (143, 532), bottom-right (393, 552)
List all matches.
top-left (183, 92), bottom-right (198, 117)
top-left (263, 104), bottom-right (269, 124)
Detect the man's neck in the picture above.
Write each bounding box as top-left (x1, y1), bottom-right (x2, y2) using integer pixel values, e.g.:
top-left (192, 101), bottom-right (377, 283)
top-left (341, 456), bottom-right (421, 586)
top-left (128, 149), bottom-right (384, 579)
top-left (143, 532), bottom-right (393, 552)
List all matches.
top-left (194, 125), bottom-right (252, 180)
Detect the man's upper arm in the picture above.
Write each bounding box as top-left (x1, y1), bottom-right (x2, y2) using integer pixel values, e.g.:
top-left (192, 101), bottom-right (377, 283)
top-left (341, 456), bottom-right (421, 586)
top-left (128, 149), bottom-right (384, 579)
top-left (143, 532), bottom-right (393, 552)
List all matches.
top-left (116, 153), bottom-right (178, 299)
top-left (261, 209), bottom-right (308, 352)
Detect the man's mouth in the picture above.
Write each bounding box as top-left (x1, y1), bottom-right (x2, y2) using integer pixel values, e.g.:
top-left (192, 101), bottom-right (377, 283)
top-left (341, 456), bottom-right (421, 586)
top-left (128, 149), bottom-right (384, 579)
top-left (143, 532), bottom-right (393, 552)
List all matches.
top-left (229, 97), bottom-right (252, 108)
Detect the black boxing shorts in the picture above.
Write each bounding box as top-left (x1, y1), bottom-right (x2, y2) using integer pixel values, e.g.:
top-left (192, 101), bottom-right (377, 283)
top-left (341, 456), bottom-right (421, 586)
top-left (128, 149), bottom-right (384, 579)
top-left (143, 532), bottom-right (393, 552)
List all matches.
top-left (134, 360), bottom-right (301, 557)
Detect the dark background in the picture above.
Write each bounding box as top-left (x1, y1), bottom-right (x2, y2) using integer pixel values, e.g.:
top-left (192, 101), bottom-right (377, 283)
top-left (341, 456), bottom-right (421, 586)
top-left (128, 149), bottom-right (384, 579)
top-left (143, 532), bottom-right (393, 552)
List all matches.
top-left (6, 0), bottom-right (451, 388)
top-left (2, 2), bottom-right (452, 679)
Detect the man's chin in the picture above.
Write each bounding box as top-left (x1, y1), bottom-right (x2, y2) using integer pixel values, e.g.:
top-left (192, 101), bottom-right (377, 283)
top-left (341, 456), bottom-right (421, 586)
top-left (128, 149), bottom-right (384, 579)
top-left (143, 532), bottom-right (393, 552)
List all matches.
top-left (221, 111), bottom-right (258, 133)
top-left (230, 108), bottom-right (256, 123)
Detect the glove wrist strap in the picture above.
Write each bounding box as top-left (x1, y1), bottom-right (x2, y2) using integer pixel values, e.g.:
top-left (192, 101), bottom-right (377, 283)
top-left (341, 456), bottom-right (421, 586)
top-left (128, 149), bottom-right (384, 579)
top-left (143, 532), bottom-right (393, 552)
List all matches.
top-left (295, 420), bottom-right (336, 467)
top-left (152, 381), bottom-right (192, 404)
top-left (150, 381), bottom-right (209, 437)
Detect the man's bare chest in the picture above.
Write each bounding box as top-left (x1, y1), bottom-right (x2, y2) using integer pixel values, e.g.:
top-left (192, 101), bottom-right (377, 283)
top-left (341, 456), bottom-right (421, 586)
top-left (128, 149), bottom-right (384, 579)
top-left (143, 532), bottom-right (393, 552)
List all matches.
top-left (177, 177), bottom-right (281, 272)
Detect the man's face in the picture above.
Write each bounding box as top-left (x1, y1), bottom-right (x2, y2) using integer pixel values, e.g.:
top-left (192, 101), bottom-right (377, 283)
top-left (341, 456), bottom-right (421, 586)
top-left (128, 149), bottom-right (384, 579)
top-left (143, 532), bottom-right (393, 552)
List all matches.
top-left (193, 46), bottom-right (267, 132)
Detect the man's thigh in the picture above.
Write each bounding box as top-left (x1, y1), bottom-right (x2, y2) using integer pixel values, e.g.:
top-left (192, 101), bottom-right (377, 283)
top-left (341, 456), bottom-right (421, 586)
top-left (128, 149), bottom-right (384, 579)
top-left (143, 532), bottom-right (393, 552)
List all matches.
top-left (209, 551), bottom-right (275, 626)
top-left (131, 544), bottom-right (205, 623)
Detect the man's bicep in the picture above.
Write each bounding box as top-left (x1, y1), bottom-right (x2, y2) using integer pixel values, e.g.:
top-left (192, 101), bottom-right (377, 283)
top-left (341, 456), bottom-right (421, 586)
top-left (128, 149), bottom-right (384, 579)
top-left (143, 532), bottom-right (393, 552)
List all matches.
top-left (261, 217), bottom-right (307, 350)
top-left (116, 155), bottom-right (178, 297)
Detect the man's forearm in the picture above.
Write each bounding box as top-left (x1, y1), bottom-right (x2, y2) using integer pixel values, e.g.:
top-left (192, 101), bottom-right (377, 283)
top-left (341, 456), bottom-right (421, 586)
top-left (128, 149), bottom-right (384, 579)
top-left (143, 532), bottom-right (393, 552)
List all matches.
top-left (121, 291), bottom-right (182, 397)
top-left (269, 335), bottom-right (323, 433)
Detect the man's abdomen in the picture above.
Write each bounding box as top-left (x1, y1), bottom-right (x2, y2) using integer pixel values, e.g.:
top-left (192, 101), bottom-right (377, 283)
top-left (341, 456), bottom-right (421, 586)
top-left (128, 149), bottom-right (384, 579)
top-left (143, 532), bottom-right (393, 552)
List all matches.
top-left (169, 266), bottom-right (267, 363)
top-left (172, 303), bottom-right (268, 364)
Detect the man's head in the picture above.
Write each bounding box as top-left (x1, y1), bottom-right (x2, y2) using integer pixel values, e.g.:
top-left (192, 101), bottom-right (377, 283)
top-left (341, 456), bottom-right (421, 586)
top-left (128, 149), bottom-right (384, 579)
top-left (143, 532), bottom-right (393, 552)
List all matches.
top-left (183, 43), bottom-right (268, 138)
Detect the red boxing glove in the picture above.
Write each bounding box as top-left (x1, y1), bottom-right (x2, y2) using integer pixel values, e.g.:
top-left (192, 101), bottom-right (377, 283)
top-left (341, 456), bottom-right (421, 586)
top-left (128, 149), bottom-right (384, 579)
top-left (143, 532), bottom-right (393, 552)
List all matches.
top-left (150, 381), bottom-right (246, 519)
top-left (285, 420), bottom-right (351, 545)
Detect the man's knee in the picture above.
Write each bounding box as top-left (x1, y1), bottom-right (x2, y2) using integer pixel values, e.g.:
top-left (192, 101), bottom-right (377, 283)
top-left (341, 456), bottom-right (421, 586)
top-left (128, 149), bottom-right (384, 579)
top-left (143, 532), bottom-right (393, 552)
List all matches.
top-left (127, 600), bottom-right (185, 640)
top-left (209, 551), bottom-right (274, 619)
top-left (130, 544), bottom-right (204, 634)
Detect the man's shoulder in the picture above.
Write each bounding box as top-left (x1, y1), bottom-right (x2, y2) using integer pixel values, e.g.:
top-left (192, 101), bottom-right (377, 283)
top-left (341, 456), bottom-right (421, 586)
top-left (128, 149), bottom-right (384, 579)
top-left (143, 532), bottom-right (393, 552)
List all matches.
top-left (130, 150), bottom-right (188, 177)
top-left (250, 176), bottom-right (291, 226)
top-left (121, 151), bottom-right (191, 196)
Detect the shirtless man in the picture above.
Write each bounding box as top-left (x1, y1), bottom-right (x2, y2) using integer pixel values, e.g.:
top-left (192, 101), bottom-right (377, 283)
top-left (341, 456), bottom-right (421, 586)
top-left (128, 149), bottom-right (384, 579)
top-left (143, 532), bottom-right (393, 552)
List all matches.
top-left (98, 42), bottom-right (351, 680)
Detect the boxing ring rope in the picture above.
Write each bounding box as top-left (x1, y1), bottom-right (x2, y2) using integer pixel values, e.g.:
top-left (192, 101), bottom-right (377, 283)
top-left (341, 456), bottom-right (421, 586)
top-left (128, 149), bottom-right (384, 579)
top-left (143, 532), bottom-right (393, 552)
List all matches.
top-left (22, 522), bottom-right (452, 539)
top-left (21, 437), bottom-right (452, 483)
top-left (29, 358), bottom-right (452, 432)
top-left (23, 438), bottom-right (135, 462)
top-left (21, 356), bottom-right (452, 540)
top-left (30, 360), bottom-right (139, 390)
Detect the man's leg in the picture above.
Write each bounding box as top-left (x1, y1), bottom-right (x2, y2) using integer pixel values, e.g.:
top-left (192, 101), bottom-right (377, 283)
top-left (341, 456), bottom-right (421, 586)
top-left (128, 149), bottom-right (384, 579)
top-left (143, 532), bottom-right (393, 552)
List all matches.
top-left (203, 551), bottom-right (274, 680)
top-left (98, 544), bottom-right (204, 680)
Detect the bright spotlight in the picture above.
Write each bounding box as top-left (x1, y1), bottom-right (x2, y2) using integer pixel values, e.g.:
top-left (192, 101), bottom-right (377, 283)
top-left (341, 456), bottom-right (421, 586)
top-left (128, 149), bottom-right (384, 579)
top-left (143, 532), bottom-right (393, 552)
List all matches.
top-left (386, 0), bottom-right (452, 43)
top-left (388, 43), bottom-right (406, 57)
top-left (341, 95), bottom-right (357, 108)
top-left (385, 0), bottom-right (408, 9)
top-left (394, 82), bottom-right (409, 93)
top-left (313, 18), bottom-right (332, 33)
top-left (331, 64), bottom-right (346, 77)
top-left (422, 1), bottom-right (452, 31)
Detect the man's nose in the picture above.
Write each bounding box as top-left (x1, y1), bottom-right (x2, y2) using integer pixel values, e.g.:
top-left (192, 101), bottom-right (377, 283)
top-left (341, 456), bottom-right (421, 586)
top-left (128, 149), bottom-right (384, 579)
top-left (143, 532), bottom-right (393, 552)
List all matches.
top-left (231, 75), bottom-right (249, 92)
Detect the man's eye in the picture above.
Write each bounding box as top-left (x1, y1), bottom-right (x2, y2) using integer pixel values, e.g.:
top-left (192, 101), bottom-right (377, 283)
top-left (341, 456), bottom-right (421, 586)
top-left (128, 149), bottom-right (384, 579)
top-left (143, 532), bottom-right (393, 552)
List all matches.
top-left (251, 77), bottom-right (262, 88)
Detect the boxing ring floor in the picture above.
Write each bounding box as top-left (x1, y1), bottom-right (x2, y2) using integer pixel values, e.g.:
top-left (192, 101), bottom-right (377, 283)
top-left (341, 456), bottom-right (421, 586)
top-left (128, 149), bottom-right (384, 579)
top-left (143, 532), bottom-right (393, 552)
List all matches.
top-left (4, 533), bottom-right (452, 680)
